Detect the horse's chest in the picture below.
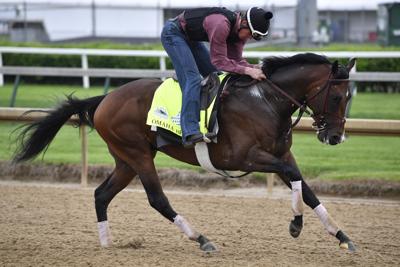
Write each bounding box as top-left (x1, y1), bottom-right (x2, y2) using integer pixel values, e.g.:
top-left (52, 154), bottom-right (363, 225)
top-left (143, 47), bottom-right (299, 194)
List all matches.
top-left (260, 135), bottom-right (291, 156)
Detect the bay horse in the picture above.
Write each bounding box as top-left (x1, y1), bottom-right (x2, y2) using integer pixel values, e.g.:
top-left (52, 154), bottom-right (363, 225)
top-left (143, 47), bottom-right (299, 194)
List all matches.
top-left (13, 53), bottom-right (356, 252)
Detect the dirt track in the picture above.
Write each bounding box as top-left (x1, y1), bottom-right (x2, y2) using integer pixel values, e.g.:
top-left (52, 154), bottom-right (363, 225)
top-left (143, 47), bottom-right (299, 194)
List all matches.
top-left (0, 182), bottom-right (399, 267)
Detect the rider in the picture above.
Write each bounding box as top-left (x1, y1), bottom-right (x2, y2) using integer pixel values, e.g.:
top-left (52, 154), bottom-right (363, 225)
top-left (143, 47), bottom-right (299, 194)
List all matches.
top-left (161, 7), bottom-right (273, 148)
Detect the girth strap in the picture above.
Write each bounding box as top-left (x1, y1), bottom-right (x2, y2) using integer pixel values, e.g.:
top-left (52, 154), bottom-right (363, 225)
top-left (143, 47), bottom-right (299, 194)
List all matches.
top-left (194, 142), bottom-right (250, 179)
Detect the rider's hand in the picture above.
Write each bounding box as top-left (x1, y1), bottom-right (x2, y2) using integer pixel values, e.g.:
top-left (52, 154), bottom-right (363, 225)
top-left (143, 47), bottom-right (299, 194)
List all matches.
top-left (253, 63), bottom-right (262, 69)
top-left (245, 67), bottom-right (266, 81)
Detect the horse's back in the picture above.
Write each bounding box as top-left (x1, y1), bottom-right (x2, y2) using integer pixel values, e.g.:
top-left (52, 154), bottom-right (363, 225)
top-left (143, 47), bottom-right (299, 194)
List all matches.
top-left (94, 78), bottom-right (161, 136)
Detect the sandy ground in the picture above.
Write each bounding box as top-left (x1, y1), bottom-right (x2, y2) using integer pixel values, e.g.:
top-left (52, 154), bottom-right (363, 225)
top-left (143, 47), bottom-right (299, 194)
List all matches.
top-left (0, 181), bottom-right (399, 267)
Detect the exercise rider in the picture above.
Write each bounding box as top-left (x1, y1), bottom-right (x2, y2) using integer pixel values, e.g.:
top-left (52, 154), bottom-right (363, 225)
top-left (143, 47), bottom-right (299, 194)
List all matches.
top-left (161, 7), bottom-right (273, 148)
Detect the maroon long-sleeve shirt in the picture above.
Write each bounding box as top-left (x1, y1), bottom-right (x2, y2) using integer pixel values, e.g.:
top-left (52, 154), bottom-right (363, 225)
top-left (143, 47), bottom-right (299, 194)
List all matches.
top-left (180, 13), bottom-right (253, 75)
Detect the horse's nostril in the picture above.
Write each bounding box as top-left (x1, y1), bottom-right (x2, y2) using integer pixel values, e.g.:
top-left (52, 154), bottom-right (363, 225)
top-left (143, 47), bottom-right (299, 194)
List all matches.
top-left (329, 135), bottom-right (341, 145)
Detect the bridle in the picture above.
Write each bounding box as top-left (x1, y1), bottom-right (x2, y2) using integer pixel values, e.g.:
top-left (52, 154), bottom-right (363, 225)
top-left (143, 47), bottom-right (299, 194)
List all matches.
top-left (306, 74), bottom-right (351, 132)
top-left (264, 70), bottom-right (350, 136)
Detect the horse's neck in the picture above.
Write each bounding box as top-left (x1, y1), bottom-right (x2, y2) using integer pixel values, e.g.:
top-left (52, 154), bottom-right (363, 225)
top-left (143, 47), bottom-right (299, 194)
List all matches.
top-left (266, 65), bottom-right (326, 116)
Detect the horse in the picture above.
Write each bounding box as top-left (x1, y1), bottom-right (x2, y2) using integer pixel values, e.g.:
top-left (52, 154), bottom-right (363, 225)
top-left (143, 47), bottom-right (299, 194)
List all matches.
top-left (13, 53), bottom-right (356, 253)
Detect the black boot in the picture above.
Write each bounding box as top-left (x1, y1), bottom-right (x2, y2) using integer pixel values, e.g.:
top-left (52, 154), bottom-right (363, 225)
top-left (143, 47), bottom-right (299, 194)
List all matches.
top-left (183, 133), bottom-right (205, 148)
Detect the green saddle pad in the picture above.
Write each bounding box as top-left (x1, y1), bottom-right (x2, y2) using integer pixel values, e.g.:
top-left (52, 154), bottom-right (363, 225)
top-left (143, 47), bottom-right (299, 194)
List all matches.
top-left (146, 75), bottom-right (225, 137)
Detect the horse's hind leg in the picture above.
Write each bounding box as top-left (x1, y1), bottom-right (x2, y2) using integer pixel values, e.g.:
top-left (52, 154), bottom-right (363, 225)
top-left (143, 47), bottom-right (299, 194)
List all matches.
top-left (112, 146), bottom-right (216, 252)
top-left (279, 152), bottom-right (356, 252)
top-left (94, 155), bottom-right (136, 247)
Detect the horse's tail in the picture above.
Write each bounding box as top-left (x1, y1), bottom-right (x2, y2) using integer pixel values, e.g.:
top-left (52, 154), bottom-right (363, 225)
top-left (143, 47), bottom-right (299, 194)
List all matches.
top-left (13, 94), bottom-right (106, 163)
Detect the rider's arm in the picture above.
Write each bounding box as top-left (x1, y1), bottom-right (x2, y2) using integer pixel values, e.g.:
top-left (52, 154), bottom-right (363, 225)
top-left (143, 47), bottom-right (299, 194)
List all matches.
top-left (227, 42), bottom-right (253, 68)
top-left (204, 14), bottom-right (248, 74)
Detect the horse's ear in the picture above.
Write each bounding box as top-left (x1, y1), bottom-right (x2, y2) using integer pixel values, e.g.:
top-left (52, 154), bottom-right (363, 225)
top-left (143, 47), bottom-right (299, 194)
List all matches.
top-left (347, 57), bottom-right (357, 72)
top-left (331, 60), bottom-right (339, 74)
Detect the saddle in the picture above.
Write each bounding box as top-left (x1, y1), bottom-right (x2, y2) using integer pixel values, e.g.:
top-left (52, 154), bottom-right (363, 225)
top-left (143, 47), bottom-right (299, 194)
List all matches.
top-left (156, 73), bottom-right (231, 148)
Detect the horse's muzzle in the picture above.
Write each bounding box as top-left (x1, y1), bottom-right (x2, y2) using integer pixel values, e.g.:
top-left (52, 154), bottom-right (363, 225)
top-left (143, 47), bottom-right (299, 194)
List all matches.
top-left (317, 130), bottom-right (345, 145)
top-left (328, 134), bottom-right (343, 145)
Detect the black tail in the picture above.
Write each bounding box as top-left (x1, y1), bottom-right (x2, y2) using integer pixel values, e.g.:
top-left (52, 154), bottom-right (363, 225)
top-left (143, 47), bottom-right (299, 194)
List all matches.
top-left (13, 94), bottom-right (106, 163)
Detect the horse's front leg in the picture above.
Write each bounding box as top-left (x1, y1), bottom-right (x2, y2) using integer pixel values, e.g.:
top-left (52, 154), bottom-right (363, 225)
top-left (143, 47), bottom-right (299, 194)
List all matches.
top-left (279, 152), bottom-right (356, 252)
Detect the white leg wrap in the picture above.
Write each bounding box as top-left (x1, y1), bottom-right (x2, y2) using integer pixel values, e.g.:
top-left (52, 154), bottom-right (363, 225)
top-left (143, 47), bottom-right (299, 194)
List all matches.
top-left (173, 215), bottom-right (199, 240)
top-left (291, 181), bottom-right (304, 216)
top-left (97, 220), bottom-right (112, 247)
top-left (314, 204), bottom-right (339, 236)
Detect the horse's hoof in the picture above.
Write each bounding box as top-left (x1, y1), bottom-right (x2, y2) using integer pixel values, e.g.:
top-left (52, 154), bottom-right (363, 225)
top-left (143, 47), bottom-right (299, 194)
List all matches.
top-left (289, 220), bottom-right (303, 238)
top-left (200, 241), bottom-right (217, 252)
top-left (197, 235), bottom-right (217, 252)
top-left (339, 241), bottom-right (356, 252)
top-left (336, 230), bottom-right (356, 252)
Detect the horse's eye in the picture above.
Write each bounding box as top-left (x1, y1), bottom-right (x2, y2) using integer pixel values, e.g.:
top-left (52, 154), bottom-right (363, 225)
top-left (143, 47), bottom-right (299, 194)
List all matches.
top-left (332, 95), bottom-right (342, 103)
top-left (346, 90), bottom-right (352, 101)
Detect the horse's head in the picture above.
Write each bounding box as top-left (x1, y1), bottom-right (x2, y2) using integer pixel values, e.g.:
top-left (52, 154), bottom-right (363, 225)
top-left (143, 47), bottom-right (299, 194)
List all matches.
top-left (306, 58), bottom-right (356, 145)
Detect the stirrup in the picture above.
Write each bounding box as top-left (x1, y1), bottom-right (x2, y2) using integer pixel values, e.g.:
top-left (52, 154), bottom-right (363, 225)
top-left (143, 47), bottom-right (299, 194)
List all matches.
top-left (204, 132), bottom-right (217, 143)
top-left (183, 133), bottom-right (215, 148)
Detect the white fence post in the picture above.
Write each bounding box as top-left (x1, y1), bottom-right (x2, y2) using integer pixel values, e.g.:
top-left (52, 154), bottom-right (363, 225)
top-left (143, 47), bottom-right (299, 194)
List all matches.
top-left (80, 125), bottom-right (88, 187)
top-left (0, 53), bottom-right (3, 86)
top-left (267, 173), bottom-right (275, 194)
top-left (351, 60), bottom-right (357, 96)
top-left (159, 56), bottom-right (166, 81)
top-left (81, 54), bottom-right (90, 89)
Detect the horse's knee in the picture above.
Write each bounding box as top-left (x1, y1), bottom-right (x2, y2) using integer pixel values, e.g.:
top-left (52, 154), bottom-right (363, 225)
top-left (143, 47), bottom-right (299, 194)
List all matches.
top-left (277, 164), bottom-right (302, 182)
top-left (147, 193), bottom-right (176, 221)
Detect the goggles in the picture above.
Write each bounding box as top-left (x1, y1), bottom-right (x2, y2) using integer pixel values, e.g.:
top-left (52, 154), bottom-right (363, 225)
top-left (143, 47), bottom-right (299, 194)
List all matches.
top-left (251, 30), bottom-right (269, 41)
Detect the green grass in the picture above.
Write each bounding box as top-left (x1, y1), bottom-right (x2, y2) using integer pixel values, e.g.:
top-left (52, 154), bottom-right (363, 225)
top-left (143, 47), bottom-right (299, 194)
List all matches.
top-left (2, 84), bottom-right (399, 119)
top-left (0, 84), bottom-right (399, 181)
top-left (349, 92), bottom-right (400, 119)
top-left (1, 122), bottom-right (201, 170)
top-left (1, 122), bottom-right (398, 181)
top-left (291, 133), bottom-right (400, 181)
top-left (0, 84), bottom-right (106, 107)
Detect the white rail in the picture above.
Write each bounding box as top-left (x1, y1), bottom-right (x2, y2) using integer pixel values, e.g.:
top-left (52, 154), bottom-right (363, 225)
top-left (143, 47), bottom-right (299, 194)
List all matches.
top-left (1, 47), bottom-right (400, 87)
top-left (1, 66), bottom-right (398, 82)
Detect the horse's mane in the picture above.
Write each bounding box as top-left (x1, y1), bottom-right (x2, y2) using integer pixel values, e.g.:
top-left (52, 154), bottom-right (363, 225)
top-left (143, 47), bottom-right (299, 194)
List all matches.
top-left (261, 53), bottom-right (331, 78)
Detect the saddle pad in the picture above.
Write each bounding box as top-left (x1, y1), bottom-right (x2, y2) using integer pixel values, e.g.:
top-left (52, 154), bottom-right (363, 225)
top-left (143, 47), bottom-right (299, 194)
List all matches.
top-left (146, 76), bottom-right (224, 137)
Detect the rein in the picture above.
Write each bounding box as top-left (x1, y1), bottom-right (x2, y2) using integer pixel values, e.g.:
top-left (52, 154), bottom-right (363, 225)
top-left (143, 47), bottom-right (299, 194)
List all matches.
top-left (264, 79), bottom-right (311, 128)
